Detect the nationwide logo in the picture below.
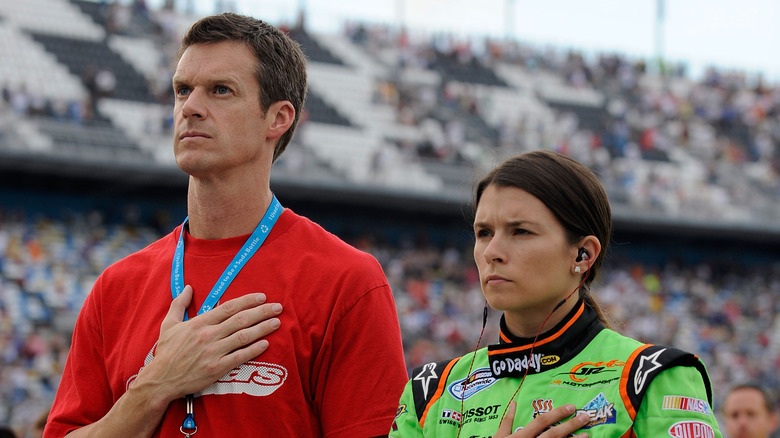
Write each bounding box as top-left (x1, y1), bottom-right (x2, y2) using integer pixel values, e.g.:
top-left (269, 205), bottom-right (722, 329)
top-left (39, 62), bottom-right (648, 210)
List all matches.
top-left (396, 404), bottom-right (408, 417)
top-left (577, 392), bottom-right (616, 429)
top-left (448, 368), bottom-right (498, 400)
top-left (560, 360), bottom-right (624, 382)
top-left (662, 396), bottom-right (712, 415)
top-left (668, 421), bottom-right (715, 438)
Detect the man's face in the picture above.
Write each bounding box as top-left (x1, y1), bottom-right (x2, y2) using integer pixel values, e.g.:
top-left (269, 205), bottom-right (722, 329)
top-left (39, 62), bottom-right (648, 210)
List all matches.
top-left (172, 40), bottom-right (273, 179)
top-left (723, 388), bottom-right (778, 438)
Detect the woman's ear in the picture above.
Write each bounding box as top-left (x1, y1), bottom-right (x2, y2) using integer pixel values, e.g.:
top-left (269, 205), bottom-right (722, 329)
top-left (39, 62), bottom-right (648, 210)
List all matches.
top-left (576, 236), bottom-right (601, 268)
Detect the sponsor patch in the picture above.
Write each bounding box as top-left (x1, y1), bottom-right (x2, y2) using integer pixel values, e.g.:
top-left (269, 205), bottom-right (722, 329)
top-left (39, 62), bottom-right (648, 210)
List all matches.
top-left (668, 421), bottom-right (715, 438)
top-left (662, 396), bottom-right (711, 415)
top-left (492, 353), bottom-right (544, 377)
top-left (396, 404), bottom-right (408, 418)
top-left (562, 360), bottom-right (624, 382)
top-left (448, 368), bottom-right (498, 400)
top-left (532, 399), bottom-right (554, 418)
top-left (439, 404), bottom-right (502, 427)
top-left (634, 348), bottom-right (665, 393)
top-left (577, 392), bottom-right (616, 428)
top-left (413, 362), bottom-right (438, 399)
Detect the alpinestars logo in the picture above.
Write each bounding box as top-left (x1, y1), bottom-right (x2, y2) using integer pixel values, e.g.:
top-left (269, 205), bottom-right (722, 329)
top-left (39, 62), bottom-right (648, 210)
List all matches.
top-left (635, 348), bottom-right (665, 393)
top-left (414, 362), bottom-right (438, 399)
top-left (127, 343), bottom-right (287, 397)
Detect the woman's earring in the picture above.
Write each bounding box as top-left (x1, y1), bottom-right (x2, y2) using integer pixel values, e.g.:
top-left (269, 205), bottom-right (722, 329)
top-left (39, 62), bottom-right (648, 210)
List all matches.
top-left (574, 266), bottom-right (582, 273)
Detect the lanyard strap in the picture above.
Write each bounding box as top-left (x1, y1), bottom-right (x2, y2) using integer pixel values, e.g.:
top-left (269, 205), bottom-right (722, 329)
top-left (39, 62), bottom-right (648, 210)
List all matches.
top-left (170, 194), bottom-right (283, 320)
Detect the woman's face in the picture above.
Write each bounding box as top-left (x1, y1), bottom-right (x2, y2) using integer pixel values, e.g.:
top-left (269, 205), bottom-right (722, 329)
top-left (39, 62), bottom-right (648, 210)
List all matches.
top-left (473, 184), bottom-right (580, 317)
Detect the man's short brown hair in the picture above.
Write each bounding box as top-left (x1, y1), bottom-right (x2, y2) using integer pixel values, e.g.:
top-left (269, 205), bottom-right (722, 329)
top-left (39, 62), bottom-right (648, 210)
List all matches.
top-left (179, 13), bottom-right (307, 162)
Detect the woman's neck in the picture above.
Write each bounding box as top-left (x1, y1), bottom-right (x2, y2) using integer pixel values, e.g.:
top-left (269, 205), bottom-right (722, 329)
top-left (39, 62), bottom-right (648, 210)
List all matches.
top-left (502, 296), bottom-right (579, 339)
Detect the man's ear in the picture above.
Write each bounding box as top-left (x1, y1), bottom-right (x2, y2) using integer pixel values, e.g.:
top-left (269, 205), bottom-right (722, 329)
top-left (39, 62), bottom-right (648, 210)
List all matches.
top-left (265, 100), bottom-right (294, 141)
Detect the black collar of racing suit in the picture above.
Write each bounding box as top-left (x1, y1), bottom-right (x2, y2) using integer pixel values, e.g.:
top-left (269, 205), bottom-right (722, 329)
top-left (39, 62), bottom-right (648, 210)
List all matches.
top-left (487, 299), bottom-right (605, 379)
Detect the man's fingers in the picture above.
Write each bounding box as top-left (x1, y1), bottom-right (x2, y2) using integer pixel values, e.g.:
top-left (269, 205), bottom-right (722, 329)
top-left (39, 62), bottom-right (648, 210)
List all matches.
top-left (542, 410), bottom-right (590, 438)
top-left (221, 302), bottom-right (283, 335)
top-left (219, 306), bottom-right (282, 349)
top-left (162, 285), bottom-right (193, 330)
top-left (521, 404), bottom-right (577, 437)
top-left (219, 334), bottom-right (274, 371)
top-left (199, 292), bottom-right (269, 325)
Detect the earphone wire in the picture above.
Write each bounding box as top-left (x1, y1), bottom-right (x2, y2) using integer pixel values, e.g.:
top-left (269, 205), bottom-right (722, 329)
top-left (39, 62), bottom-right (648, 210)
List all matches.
top-left (456, 300), bottom-right (489, 438)
top-left (498, 267), bottom-right (591, 423)
top-left (456, 263), bottom-right (591, 435)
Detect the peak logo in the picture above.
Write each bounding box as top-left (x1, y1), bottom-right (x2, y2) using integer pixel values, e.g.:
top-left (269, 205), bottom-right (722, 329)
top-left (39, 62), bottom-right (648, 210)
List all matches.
top-left (577, 392), bottom-right (616, 429)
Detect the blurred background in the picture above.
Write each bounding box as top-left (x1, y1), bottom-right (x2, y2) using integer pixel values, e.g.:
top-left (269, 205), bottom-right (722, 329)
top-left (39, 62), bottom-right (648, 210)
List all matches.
top-left (0, 0), bottom-right (779, 436)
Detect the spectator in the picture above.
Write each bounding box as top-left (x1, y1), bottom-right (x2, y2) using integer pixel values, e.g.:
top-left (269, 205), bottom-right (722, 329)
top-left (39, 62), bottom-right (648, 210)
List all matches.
top-left (722, 383), bottom-right (779, 438)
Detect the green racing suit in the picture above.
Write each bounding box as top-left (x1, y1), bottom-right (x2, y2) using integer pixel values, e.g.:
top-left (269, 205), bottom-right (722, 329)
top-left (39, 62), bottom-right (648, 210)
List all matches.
top-left (390, 299), bottom-right (722, 438)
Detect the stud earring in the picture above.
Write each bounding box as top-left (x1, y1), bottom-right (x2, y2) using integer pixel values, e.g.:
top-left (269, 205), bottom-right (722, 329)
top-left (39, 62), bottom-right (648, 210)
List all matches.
top-left (574, 266), bottom-right (582, 273)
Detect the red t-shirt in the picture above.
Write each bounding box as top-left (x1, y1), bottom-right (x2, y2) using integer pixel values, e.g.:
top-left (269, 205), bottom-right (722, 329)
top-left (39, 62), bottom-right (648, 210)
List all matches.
top-left (45, 209), bottom-right (407, 437)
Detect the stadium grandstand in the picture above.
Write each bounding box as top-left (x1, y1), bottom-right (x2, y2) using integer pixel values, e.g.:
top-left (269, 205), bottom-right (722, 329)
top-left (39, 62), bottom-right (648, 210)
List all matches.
top-left (1, 0), bottom-right (779, 435)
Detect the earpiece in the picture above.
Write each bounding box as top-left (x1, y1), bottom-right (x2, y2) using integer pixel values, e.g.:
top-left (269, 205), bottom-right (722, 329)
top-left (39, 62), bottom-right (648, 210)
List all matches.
top-left (575, 247), bottom-right (589, 262)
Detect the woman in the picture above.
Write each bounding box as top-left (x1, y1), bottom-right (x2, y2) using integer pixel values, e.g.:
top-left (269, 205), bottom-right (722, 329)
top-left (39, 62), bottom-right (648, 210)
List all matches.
top-left (390, 150), bottom-right (721, 437)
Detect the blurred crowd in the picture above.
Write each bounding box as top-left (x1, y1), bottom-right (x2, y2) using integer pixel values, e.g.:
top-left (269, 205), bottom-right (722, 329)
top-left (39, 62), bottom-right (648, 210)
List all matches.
top-left (1, 2), bottom-right (780, 436)
top-left (349, 22), bottom-right (780, 223)
top-left (1, 208), bottom-right (779, 435)
top-left (2, 2), bottom-right (778, 225)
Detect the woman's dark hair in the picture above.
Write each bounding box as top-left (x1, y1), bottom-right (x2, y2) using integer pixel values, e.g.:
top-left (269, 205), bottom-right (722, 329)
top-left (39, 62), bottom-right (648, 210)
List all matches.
top-left (474, 150), bottom-right (613, 327)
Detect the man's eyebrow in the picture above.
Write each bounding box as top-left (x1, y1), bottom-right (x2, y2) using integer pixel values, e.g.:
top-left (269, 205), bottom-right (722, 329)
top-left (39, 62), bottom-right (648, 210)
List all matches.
top-left (172, 75), bottom-right (240, 86)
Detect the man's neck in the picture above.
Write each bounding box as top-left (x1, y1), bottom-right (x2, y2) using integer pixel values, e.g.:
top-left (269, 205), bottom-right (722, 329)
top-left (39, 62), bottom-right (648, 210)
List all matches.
top-left (185, 176), bottom-right (273, 240)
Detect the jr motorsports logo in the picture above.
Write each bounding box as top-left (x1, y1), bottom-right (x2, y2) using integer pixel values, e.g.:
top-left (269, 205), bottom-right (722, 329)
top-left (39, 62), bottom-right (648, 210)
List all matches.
top-left (127, 344), bottom-right (287, 397)
top-left (448, 368), bottom-right (498, 400)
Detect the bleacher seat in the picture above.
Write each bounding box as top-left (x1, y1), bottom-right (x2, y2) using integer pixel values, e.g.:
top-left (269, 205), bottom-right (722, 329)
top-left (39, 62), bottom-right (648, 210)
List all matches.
top-left (431, 51), bottom-right (508, 87)
top-left (0, 0), bottom-right (104, 40)
top-left (288, 28), bottom-right (346, 65)
top-left (0, 23), bottom-right (86, 102)
top-left (30, 33), bottom-right (157, 103)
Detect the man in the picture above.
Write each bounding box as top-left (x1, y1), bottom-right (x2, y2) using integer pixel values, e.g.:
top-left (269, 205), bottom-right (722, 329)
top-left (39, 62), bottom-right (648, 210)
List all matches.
top-left (44, 13), bottom-right (407, 437)
top-left (722, 384), bottom-right (779, 438)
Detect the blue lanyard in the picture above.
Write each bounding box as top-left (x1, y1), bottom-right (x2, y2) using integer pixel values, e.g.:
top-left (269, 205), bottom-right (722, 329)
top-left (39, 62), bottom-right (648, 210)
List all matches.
top-left (170, 194), bottom-right (283, 319)
top-left (172, 195), bottom-right (282, 436)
